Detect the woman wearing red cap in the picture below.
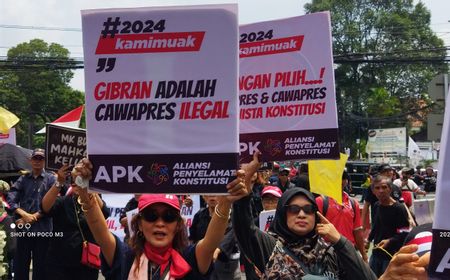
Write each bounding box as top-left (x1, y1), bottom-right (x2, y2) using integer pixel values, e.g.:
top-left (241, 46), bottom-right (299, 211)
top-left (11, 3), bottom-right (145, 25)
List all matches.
top-left (73, 158), bottom-right (247, 280)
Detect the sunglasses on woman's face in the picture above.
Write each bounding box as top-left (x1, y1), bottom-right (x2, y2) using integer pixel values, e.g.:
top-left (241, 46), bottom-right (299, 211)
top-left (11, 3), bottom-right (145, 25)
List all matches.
top-left (285, 204), bottom-right (316, 215)
top-left (140, 208), bottom-right (180, 223)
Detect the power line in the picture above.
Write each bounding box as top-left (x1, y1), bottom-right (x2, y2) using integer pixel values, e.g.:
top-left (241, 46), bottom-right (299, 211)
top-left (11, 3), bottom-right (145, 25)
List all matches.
top-left (0, 24), bottom-right (81, 32)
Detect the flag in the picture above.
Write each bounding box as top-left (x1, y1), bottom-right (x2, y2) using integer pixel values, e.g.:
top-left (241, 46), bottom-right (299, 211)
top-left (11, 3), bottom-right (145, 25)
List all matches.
top-left (36, 105), bottom-right (84, 134)
top-left (308, 153), bottom-right (349, 205)
top-left (408, 136), bottom-right (423, 167)
top-left (429, 87), bottom-right (450, 279)
top-left (0, 106), bottom-right (20, 134)
top-left (408, 136), bottom-right (422, 158)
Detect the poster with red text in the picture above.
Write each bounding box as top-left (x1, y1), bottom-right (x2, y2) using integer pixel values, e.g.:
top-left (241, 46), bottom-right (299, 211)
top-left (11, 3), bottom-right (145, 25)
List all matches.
top-left (82, 5), bottom-right (239, 194)
top-left (0, 128), bottom-right (16, 145)
top-left (239, 12), bottom-right (339, 162)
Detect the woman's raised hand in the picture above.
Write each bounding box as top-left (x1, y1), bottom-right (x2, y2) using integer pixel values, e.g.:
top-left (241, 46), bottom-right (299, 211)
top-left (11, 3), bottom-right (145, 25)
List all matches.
top-left (225, 169), bottom-right (248, 202)
top-left (72, 158), bottom-right (93, 181)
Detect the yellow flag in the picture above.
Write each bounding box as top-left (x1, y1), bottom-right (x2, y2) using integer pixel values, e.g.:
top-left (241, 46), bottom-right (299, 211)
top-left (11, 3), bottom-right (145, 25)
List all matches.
top-left (308, 153), bottom-right (349, 205)
top-left (0, 106), bottom-right (20, 134)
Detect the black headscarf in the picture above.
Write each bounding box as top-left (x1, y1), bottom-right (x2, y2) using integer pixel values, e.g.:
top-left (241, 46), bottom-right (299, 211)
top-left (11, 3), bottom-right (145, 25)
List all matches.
top-left (269, 188), bottom-right (319, 244)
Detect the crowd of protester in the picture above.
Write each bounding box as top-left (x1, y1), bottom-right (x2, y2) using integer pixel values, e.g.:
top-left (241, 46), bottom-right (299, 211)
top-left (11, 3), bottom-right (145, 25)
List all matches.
top-left (0, 148), bottom-right (436, 279)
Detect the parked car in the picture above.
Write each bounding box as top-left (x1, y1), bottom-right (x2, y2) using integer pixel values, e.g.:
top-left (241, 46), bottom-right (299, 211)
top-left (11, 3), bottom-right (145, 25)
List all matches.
top-left (345, 161), bottom-right (373, 196)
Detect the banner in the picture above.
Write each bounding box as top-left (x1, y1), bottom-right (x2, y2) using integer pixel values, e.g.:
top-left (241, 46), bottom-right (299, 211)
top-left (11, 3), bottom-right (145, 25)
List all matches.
top-left (429, 93), bottom-right (450, 278)
top-left (45, 124), bottom-right (86, 171)
top-left (365, 127), bottom-right (407, 164)
top-left (82, 5), bottom-right (239, 193)
top-left (180, 195), bottom-right (200, 230)
top-left (413, 198), bottom-right (434, 225)
top-left (239, 12), bottom-right (339, 163)
top-left (259, 209), bottom-right (276, 232)
top-left (102, 194), bottom-right (133, 241)
top-left (0, 128), bottom-right (16, 145)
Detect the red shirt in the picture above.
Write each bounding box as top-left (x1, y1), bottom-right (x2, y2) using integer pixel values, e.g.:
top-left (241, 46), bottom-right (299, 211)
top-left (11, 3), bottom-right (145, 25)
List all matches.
top-left (316, 192), bottom-right (362, 245)
top-left (401, 191), bottom-right (413, 208)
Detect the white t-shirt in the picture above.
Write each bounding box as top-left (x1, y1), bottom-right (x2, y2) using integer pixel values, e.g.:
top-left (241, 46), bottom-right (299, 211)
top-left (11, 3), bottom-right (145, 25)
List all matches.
top-left (393, 178), bottom-right (420, 192)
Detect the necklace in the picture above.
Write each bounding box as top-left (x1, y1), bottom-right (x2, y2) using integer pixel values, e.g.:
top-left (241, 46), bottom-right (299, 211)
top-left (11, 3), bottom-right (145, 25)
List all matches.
top-left (77, 196), bottom-right (82, 205)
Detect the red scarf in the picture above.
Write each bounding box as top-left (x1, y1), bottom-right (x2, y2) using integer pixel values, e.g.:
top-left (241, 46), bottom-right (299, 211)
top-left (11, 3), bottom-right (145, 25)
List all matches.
top-left (144, 243), bottom-right (191, 279)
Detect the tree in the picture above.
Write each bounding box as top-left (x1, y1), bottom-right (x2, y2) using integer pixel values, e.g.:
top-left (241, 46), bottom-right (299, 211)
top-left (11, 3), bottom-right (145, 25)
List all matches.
top-left (305, 0), bottom-right (448, 157)
top-left (0, 39), bottom-right (84, 148)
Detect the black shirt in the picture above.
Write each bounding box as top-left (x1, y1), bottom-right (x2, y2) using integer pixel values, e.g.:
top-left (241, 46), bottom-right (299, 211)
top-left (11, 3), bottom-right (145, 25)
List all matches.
top-left (45, 195), bottom-right (110, 267)
top-left (371, 201), bottom-right (410, 257)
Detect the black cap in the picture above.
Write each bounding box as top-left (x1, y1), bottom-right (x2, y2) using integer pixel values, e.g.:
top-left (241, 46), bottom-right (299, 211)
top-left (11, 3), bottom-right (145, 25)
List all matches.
top-left (31, 148), bottom-right (45, 159)
top-left (378, 163), bottom-right (392, 173)
top-left (279, 168), bottom-right (290, 175)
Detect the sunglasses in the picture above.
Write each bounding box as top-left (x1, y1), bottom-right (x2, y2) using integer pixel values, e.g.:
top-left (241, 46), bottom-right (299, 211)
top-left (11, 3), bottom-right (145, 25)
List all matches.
top-left (285, 204), bottom-right (316, 215)
top-left (140, 208), bottom-right (180, 223)
top-left (32, 156), bottom-right (45, 161)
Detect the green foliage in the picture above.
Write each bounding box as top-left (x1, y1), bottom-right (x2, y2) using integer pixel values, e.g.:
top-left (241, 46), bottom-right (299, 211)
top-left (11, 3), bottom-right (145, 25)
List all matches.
top-left (0, 39), bottom-right (84, 148)
top-left (305, 0), bottom-right (448, 152)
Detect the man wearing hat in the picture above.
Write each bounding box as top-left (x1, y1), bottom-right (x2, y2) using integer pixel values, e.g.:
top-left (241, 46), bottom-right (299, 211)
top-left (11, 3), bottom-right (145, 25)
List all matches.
top-left (276, 168), bottom-right (295, 193)
top-left (393, 167), bottom-right (426, 208)
top-left (7, 148), bottom-right (55, 280)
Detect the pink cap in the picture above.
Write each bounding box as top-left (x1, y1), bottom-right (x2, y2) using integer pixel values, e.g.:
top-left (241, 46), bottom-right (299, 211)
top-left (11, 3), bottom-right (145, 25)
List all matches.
top-left (261, 186), bottom-right (282, 198)
top-left (138, 194), bottom-right (180, 212)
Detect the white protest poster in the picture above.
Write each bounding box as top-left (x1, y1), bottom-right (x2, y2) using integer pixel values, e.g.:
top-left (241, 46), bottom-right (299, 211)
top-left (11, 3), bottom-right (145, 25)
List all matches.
top-left (239, 12), bottom-right (339, 163)
top-left (126, 208), bottom-right (139, 238)
top-left (180, 195), bottom-right (200, 230)
top-left (429, 93), bottom-right (450, 278)
top-left (414, 199), bottom-right (434, 225)
top-left (259, 209), bottom-right (276, 232)
top-left (81, 5), bottom-right (239, 194)
top-left (0, 128), bottom-right (16, 145)
top-left (102, 194), bottom-right (133, 241)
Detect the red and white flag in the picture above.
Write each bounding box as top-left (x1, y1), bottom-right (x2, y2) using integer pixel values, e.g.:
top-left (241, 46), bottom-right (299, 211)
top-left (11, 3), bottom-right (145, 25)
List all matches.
top-left (36, 105), bottom-right (84, 134)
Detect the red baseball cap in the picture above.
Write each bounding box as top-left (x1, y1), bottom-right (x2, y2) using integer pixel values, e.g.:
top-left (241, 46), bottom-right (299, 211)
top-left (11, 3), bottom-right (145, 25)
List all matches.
top-left (261, 186), bottom-right (282, 198)
top-left (138, 194), bottom-right (180, 212)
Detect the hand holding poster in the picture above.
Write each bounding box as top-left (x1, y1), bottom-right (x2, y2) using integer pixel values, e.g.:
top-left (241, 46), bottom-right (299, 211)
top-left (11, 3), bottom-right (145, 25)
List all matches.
top-left (81, 5), bottom-right (239, 194)
top-left (239, 12), bottom-right (339, 162)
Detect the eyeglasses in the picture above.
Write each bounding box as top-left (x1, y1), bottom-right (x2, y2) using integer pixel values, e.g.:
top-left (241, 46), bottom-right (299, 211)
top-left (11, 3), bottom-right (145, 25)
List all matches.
top-left (285, 204), bottom-right (316, 215)
top-left (140, 209), bottom-right (180, 223)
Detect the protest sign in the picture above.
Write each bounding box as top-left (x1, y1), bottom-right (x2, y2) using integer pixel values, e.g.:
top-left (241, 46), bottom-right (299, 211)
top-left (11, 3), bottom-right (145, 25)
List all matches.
top-left (102, 194), bottom-right (133, 241)
top-left (81, 5), bottom-right (239, 193)
top-left (0, 128), bottom-right (16, 145)
top-left (414, 198), bottom-right (434, 225)
top-left (259, 209), bottom-right (276, 232)
top-left (126, 208), bottom-right (139, 238)
top-left (239, 12), bottom-right (339, 163)
top-left (429, 92), bottom-right (450, 278)
top-left (45, 124), bottom-right (86, 171)
top-left (180, 195), bottom-right (200, 230)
